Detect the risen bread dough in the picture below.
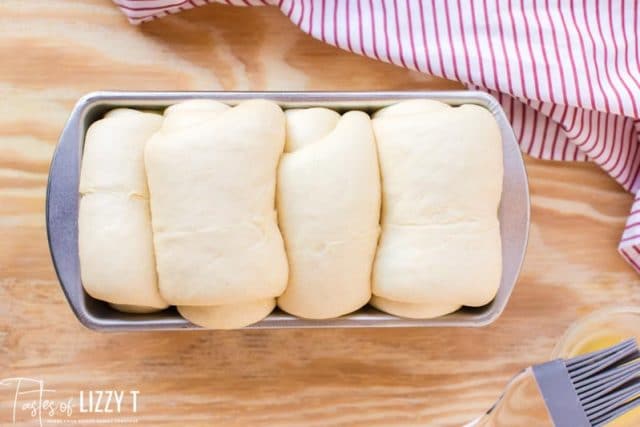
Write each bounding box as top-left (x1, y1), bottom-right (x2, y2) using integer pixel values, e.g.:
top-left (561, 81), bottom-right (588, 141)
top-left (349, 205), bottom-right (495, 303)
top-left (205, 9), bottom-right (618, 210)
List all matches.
top-left (371, 100), bottom-right (503, 318)
top-left (177, 299), bottom-right (275, 330)
top-left (145, 100), bottom-right (288, 328)
top-left (277, 109), bottom-right (380, 319)
top-left (79, 109), bottom-right (168, 311)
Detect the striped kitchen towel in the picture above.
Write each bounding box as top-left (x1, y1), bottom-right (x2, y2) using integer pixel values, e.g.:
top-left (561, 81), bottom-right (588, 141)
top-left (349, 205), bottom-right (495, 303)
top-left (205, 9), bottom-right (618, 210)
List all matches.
top-left (115, 0), bottom-right (640, 272)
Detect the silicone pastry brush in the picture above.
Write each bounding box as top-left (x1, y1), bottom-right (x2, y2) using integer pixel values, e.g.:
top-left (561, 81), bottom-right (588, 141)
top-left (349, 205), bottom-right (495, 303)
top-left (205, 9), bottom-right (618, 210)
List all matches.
top-left (466, 339), bottom-right (640, 427)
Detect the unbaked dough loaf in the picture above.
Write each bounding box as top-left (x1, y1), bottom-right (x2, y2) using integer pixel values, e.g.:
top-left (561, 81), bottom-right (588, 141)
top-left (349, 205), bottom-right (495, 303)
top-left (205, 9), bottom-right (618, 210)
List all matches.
top-left (145, 99), bottom-right (288, 328)
top-left (277, 109), bottom-right (380, 319)
top-left (371, 100), bottom-right (503, 318)
top-left (79, 109), bottom-right (168, 311)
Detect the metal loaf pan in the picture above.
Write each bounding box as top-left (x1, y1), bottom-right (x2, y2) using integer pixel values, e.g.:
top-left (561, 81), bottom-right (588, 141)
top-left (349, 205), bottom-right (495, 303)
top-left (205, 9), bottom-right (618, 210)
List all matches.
top-left (46, 91), bottom-right (530, 331)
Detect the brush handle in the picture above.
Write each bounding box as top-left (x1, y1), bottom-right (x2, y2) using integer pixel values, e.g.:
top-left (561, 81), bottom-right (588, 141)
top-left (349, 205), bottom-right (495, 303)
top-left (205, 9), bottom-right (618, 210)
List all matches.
top-left (465, 368), bottom-right (554, 427)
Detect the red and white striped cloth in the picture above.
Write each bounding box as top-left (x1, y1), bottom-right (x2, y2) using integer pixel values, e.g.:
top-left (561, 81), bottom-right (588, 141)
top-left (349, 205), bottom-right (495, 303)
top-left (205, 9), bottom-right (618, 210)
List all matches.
top-left (115, 0), bottom-right (640, 272)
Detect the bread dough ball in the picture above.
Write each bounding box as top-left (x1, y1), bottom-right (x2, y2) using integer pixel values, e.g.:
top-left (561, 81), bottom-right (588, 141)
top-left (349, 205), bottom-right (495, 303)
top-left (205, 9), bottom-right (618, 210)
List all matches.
top-left (276, 109), bottom-right (380, 319)
top-left (178, 299), bottom-right (275, 329)
top-left (161, 99), bottom-right (231, 131)
top-left (371, 100), bottom-right (503, 318)
top-left (145, 100), bottom-right (288, 328)
top-left (369, 296), bottom-right (460, 319)
top-left (79, 109), bottom-right (168, 310)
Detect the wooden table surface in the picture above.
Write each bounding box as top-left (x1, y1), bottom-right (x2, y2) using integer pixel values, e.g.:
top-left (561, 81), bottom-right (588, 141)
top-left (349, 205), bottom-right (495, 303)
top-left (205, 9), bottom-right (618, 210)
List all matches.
top-left (1, 1), bottom-right (639, 426)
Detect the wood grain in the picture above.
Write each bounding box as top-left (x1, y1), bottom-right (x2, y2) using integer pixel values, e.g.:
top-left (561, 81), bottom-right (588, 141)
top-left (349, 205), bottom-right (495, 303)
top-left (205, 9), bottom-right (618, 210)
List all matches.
top-left (1, 1), bottom-right (639, 426)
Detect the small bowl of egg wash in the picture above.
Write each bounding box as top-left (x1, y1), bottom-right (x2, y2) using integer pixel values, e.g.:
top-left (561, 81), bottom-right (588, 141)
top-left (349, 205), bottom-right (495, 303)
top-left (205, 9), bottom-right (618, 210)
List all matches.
top-left (552, 306), bottom-right (640, 427)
